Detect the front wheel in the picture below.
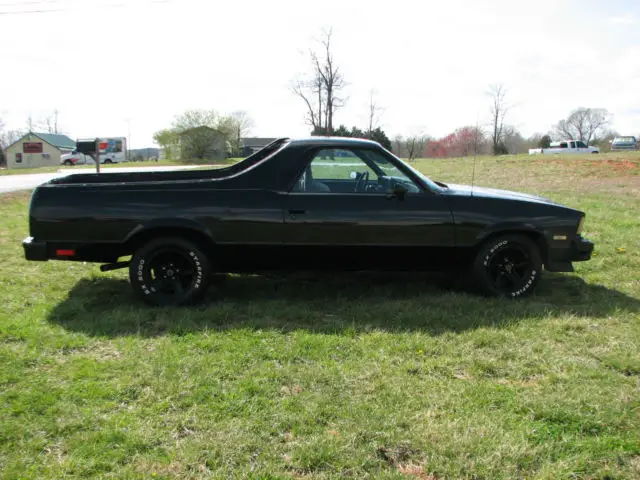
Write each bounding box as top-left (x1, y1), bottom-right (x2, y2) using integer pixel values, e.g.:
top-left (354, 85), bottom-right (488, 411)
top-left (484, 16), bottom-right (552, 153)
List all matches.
top-left (63, 160), bottom-right (73, 166)
top-left (103, 159), bottom-right (113, 164)
top-left (129, 237), bottom-right (211, 306)
top-left (473, 234), bottom-right (542, 298)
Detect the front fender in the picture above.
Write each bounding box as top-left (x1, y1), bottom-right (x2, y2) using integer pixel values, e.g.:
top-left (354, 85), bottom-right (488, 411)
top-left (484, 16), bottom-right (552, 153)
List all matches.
top-left (474, 221), bottom-right (543, 245)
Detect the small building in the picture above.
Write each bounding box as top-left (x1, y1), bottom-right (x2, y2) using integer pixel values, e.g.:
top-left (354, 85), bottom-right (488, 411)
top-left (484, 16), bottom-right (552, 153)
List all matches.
top-left (241, 137), bottom-right (277, 156)
top-left (6, 132), bottom-right (76, 169)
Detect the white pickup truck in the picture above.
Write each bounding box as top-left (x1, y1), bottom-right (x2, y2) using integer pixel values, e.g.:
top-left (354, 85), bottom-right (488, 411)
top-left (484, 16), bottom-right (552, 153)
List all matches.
top-left (529, 140), bottom-right (599, 155)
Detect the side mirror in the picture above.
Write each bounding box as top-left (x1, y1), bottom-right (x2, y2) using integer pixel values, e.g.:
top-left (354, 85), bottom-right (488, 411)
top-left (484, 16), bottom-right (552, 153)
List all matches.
top-left (349, 171), bottom-right (358, 179)
top-left (387, 185), bottom-right (408, 201)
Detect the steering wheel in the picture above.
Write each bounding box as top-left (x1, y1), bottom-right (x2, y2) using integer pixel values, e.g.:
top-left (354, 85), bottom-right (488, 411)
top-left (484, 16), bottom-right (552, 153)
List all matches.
top-left (354, 171), bottom-right (369, 192)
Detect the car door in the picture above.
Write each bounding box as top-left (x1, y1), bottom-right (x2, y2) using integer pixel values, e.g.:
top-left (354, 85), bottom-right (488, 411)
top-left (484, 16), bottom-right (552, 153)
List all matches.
top-left (283, 147), bottom-right (455, 271)
top-left (575, 140), bottom-right (588, 152)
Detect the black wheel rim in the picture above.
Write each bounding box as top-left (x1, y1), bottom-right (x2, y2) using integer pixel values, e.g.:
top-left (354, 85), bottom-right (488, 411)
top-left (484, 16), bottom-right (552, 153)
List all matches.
top-left (486, 244), bottom-right (534, 294)
top-left (141, 247), bottom-right (198, 303)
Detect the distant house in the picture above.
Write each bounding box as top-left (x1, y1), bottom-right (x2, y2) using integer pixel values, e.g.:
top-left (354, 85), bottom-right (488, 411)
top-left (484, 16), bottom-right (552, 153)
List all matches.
top-left (5, 132), bottom-right (76, 169)
top-left (129, 148), bottom-right (160, 161)
top-left (177, 126), bottom-right (228, 161)
top-left (241, 137), bottom-right (277, 156)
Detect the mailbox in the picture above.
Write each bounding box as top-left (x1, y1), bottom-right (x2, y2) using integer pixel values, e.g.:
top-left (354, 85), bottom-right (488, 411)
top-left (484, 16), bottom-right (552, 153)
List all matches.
top-left (76, 140), bottom-right (98, 155)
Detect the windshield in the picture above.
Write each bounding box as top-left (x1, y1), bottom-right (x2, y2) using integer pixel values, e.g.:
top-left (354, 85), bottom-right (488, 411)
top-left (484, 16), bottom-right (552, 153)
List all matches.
top-left (383, 148), bottom-right (446, 191)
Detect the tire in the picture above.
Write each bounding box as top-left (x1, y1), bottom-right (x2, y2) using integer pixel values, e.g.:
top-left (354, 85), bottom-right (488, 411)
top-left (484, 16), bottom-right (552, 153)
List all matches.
top-left (63, 160), bottom-right (73, 166)
top-left (129, 237), bottom-right (211, 306)
top-left (104, 159), bottom-right (113, 164)
top-left (473, 234), bottom-right (542, 298)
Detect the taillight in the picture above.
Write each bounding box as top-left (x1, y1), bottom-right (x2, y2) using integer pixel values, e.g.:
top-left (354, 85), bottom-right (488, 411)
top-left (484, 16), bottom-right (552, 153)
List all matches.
top-left (56, 249), bottom-right (75, 257)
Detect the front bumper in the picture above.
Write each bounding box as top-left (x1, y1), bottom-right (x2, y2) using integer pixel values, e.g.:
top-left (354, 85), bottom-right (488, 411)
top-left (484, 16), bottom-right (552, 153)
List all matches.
top-left (23, 236), bottom-right (48, 261)
top-left (571, 235), bottom-right (594, 262)
top-left (545, 235), bottom-right (594, 272)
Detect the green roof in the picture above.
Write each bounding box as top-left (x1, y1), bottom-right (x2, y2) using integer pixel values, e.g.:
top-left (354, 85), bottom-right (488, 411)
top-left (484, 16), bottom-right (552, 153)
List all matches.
top-left (32, 132), bottom-right (76, 149)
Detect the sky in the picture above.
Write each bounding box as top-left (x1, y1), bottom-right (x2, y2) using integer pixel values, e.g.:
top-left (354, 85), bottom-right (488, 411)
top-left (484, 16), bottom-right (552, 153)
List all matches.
top-left (0, 0), bottom-right (639, 148)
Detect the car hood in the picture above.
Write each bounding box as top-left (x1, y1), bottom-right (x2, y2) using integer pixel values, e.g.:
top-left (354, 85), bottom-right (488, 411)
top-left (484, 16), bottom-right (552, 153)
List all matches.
top-left (442, 183), bottom-right (560, 206)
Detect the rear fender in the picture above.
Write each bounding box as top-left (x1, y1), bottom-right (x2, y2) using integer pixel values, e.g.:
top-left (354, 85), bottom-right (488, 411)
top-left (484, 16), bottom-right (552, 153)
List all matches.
top-left (123, 218), bottom-right (216, 249)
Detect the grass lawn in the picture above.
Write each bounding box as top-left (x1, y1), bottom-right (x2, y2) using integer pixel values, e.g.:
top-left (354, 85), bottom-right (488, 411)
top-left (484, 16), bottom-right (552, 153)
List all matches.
top-left (1, 153), bottom-right (639, 479)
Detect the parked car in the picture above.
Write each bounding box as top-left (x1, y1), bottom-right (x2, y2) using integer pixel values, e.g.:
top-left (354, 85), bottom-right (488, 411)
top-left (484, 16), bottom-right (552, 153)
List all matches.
top-left (610, 136), bottom-right (638, 151)
top-left (23, 137), bottom-right (594, 306)
top-left (60, 137), bottom-right (127, 165)
top-left (529, 140), bottom-right (599, 155)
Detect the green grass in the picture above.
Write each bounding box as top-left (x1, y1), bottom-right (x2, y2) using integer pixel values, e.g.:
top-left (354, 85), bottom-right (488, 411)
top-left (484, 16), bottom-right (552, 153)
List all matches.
top-left (1, 153), bottom-right (639, 479)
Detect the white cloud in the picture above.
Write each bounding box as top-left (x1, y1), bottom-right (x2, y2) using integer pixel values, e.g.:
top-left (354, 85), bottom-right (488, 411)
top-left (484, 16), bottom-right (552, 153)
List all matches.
top-left (609, 14), bottom-right (636, 25)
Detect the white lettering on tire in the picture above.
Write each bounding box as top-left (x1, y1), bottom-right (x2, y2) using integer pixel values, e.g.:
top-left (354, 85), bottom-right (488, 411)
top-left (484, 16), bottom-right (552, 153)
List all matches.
top-left (483, 240), bottom-right (508, 267)
top-left (511, 269), bottom-right (538, 297)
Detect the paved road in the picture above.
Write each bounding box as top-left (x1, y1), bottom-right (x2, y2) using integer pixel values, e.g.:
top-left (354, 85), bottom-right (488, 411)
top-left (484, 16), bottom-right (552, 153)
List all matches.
top-left (0, 165), bottom-right (206, 194)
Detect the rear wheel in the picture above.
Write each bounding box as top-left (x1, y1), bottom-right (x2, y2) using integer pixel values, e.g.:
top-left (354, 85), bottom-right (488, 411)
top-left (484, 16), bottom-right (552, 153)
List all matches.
top-left (129, 237), bottom-right (211, 306)
top-left (473, 234), bottom-right (542, 298)
top-left (103, 159), bottom-right (113, 164)
top-left (63, 160), bottom-right (73, 166)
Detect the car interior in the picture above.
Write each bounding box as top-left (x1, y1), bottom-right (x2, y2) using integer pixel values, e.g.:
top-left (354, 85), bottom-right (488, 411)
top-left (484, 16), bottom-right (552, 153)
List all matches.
top-left (292, 149), bottom-right (421, 195)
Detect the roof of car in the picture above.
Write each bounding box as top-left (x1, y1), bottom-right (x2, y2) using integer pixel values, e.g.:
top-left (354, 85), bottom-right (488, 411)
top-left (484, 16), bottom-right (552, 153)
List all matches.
top-left (287, 136), bottom-right (380, 148)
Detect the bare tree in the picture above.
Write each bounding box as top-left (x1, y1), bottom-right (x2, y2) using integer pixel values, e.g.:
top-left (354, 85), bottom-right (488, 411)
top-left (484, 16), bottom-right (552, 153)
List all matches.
top-left (554, 108), bottom-right (611, 144)
top-left (0, 116), bottom-right (5, 165)
top-left (291, 28), bottom-right (346, 135)
top-left (487, 83), bottom-right (509, 155)
top-left (402, 134), bottom-right (429, 162)
top-left (229, 111), bottom-right (254, 155)
top-left (1, 128), bottom-right (23, 147)
top-left (405, 136), bottom-right (419, 162)
top-left (292, 77), bottom-right (321, 131)
top-left (0, 118), bottom-right (25, 165)
top-left (314, 29), bottom-right (344, 135)
top-left (367, 89), bottom-right (383, 135)
top-left (43, 109), bottom-right (60, 134)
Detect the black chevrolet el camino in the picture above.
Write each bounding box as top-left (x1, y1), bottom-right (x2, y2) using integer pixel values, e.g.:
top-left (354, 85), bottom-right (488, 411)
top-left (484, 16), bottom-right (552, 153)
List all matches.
top-left (22, 137), bottom-right (594, 305)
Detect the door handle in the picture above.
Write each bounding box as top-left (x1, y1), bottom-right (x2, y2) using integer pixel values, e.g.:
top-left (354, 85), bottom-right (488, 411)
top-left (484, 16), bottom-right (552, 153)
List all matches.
top-left (288, 209), bottom-right (306, 215)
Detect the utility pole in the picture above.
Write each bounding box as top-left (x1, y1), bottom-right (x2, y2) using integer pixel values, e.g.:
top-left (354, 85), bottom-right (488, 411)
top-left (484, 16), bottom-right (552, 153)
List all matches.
top-left (125, 118), bottom-right (131, 161)
top-left (94, 137), bottom-right (101, 174)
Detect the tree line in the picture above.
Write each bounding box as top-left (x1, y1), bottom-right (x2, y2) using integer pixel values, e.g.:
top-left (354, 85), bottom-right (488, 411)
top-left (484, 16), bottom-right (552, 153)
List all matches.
top-left (390, 106), bottom-right (620, 160)
top-left (290, 30), bottom-right (627, 158)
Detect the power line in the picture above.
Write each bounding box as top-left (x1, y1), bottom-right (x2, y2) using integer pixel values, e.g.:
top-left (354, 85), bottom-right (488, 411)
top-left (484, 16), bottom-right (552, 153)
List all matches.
top-left (0, 0), bottom-right (170, 15)
top-left (0, 0), bottom-right (58, 6)
top-left (0, 7), bottom-right (63, 14)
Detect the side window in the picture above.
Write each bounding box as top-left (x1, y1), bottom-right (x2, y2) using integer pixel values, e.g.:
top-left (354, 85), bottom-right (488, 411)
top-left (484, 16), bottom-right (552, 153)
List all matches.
top-left (570, 141), bottom-right (576, 148)
top-left (292, 149), bottom-right (376, 193)
top-left (576, 141), bottom-right (587, 148)
top-left (560, 142), bottom-right (568, 148)
top-left (292, 148), bottom-right (421, 194)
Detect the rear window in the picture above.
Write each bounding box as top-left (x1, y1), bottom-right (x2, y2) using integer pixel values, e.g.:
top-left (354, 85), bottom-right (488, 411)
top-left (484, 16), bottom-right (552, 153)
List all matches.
top-left (613, 137), bottom-right (636, 143)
